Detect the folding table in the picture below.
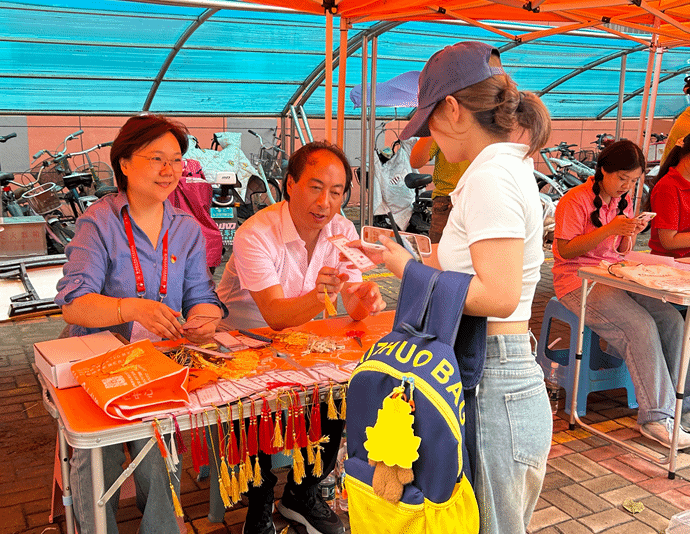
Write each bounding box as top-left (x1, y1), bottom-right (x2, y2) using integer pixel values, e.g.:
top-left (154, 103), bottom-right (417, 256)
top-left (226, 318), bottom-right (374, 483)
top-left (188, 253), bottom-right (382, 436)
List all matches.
top-left (39, 311), bottom-right (394, 534)
top-left (572, 266), bottom-right (690, 478)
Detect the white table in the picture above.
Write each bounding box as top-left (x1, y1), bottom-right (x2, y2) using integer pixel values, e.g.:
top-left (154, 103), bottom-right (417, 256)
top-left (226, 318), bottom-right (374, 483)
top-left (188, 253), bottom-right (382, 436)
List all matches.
top-left (573, 266), bottom-right (690, 478)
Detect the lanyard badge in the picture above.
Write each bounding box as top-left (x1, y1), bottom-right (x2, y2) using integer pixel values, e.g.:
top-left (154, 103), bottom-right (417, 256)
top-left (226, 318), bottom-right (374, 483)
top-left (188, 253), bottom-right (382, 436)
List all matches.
top-left (122, 209), bottom-right (169, 301)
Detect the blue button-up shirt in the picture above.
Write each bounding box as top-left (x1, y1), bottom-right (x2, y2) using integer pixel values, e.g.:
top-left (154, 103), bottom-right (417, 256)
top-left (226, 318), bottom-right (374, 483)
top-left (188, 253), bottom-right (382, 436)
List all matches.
top-left (55, 192), bottom-right (224, 340)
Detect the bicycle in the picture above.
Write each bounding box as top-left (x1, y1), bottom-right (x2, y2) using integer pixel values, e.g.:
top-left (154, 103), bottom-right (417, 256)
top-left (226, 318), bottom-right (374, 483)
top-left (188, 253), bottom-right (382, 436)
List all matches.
top-left (31, 130), bottom-right (117, 217)
top-left (247, 128), bottom-right (287, 184)
top-left (537, 143), bottom-right (589, 199)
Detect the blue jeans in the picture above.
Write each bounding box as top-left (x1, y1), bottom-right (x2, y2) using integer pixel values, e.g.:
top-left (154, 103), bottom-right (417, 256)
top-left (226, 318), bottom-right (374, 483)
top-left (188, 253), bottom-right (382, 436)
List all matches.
top-left (474, 334), bottom-right (552, 534)
top-left (70, 438), bottom-right (181, 534)
top-left (560, 285), bottom-right (684, 424)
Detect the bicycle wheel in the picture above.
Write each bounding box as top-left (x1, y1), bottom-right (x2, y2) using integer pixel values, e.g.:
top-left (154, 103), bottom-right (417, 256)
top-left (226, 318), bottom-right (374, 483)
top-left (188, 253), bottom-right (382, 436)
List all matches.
top-left (251, 177), bottom-right (282, 213)
top-left (46, 219), bottom-right (75, 254)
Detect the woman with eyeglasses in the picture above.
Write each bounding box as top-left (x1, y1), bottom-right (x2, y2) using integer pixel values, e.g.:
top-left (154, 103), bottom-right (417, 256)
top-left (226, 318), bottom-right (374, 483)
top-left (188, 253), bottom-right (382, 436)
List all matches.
top-left (55, 113), bottom-right (225, 533)
top-left (553, 139), bottom-right (689, 449)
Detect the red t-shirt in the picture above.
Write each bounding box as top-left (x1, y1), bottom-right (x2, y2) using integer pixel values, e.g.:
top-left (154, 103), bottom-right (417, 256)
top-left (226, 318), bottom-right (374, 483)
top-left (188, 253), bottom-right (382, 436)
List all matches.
top-left (649, 166), bottom-right (690, 259)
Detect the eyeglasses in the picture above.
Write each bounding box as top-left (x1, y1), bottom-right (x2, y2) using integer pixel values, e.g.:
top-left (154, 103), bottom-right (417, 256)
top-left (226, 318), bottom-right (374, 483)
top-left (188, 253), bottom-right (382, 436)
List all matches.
top-left (133, 154), bottom-right (183, 173)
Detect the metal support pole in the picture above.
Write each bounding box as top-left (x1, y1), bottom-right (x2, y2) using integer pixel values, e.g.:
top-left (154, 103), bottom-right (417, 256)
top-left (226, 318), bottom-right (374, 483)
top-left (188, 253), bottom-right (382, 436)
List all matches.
top-left (299, 106), bottom-right (314, 142)
top-left (325, 10), bottom-right (333, 142)
top-left (615, 55), bottom-right (626, 141)
top-left (58, 424), bottom-right (76, 534)
top-left (336, 17), bottom-right (348, 148)
top-left (360, 34), bottom-right (368, 227)
top-left (91, 447), bottom-right (107, 533)
top-left (367, 36), bottom-right (378, 227)
top-left (636, 47), bottom-right (655, 147)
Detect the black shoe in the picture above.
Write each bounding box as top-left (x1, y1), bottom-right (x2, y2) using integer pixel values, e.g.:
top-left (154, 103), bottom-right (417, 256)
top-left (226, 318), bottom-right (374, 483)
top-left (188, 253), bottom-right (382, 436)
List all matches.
top-left (242, 489), bottom-right (276, 534)
top-left (276, 484), bottom-right (344, 534)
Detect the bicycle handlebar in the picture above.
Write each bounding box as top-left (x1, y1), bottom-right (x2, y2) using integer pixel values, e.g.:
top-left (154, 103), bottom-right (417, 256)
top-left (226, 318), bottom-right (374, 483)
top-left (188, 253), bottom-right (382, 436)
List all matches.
top-left (0, 133), bottom-right (17, 143)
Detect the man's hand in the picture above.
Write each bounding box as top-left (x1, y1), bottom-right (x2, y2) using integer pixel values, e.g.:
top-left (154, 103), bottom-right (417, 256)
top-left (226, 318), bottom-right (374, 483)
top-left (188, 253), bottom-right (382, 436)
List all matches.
top-left (315, 266), bottom-right (350, 303)
top-left (344, 281), bottom-right (386, 316)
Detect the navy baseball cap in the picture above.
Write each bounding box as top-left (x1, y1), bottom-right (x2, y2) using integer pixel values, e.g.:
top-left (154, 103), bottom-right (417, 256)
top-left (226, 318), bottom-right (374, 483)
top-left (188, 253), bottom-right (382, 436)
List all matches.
top-left (400, 41), bottom-right (504, 140)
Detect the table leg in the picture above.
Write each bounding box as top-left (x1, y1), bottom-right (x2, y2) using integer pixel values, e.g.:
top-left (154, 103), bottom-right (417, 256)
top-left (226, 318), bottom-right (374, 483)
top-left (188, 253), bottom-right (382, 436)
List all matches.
top-left (58, 423), bottom-right (76, 534)
top-left (91, 446), bottom-right (107, 534)
top-left (668, 307), bottom-right (690, 478)
top-left (569, 278), bottom-right (589, 430)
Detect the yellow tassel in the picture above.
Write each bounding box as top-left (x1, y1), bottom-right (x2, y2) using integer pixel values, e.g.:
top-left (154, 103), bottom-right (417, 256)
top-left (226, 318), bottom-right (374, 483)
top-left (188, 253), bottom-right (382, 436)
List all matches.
top-left (244, 452), bottom-right (254, 483)
top-left (340, 387), bottom-right (347, 420)
top-left (280, 527), bottom-right (290, 534)
top-left (220, 457), bottom-right (232, 495)
top-left (239, 461), bottom-right (249, 494)
top-left (230, 470), bottom-right (241, 503)
top-left (272, 416), bottom-right (284, 450)
top-left (292, 443), bottom-right (305, 485)
top-left (170, 482), bottom-right (184, 518)
top-left (306, 442), bottom-right (315, 465)
top-left (218, 476), bottom-right (231, 508)
top-left (312, 445), bottom-right (323, 478)
top-left (327, 386), bottom-right (338, 420)
top-left (253, 456), bottom-right (263, 487)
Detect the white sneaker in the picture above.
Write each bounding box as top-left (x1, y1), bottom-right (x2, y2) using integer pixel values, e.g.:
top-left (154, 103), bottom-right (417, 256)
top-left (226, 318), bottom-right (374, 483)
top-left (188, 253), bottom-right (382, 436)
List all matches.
top-left (640, 418), bottom-right (690, 449)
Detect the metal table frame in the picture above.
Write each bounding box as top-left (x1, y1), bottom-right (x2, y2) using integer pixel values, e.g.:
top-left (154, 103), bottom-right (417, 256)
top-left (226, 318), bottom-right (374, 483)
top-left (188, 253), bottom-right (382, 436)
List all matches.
top-left (572, 266), bottom-right (690, 478)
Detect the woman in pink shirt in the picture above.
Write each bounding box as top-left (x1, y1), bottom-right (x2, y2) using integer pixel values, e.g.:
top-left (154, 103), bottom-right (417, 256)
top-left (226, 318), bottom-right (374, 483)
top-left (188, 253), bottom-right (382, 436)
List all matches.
top-left (553, 139), bottom-right (689, 448)
top-left (649, 133), bottom-right (690, 258)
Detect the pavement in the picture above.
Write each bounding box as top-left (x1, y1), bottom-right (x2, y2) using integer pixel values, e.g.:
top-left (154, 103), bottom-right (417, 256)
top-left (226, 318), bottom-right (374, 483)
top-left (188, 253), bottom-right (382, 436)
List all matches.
top-left (1, 228), bottom-right (689, 534)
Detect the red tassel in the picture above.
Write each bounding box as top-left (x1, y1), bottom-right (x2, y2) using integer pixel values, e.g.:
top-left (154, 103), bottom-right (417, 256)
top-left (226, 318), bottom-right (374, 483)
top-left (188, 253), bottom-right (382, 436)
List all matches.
top-left (217, 412), bottom-right (225, 458)
top-left (153, 422), bottom-right (167, 458)
top-left (238, 401), bottom-right (248, 459)
top-left (200, 417), bottom-right (210, 465)
top-left (228, 405), bottom-right (239, 466)
top-left (309, 385), bottom-right (322, 443)
top-left (259, 397), bottom-right (275, 454)
top-left (284, 396), bottom-right (295, 451)
top-left (173, 415), bottom-right (187, 454)
top-left (248, 399), bottom-right (259, 457)
top-left (190, 414), bottom-right (201, 474)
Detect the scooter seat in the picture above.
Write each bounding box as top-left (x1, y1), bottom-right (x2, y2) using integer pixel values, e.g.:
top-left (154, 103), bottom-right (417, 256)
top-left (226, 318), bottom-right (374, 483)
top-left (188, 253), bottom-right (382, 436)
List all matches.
top-left (0, 173), bottom-right (14, 186)
top-left (404, 172), bottom-right (432, 190)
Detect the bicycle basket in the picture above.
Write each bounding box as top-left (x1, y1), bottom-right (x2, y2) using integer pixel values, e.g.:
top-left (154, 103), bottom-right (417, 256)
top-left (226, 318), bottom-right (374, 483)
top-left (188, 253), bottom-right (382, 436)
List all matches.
top-left (76, 162), bottom-right (115, 194)
top-left (22, 182), bottom-right (62, 214)
top-left (34, 162), bottom-right (66, 187)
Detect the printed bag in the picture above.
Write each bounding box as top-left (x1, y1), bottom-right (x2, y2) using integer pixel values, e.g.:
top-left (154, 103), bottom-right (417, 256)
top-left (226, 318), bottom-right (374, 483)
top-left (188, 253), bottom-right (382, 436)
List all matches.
top-left (346, 261), bottom-right (487, 534)
top-left (71, 339), bottom-right (190, 421)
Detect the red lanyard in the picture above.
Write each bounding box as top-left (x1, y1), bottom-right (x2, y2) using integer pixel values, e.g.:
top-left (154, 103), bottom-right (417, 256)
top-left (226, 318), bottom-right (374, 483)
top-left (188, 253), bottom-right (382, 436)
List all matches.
top-left (122, 209), bottom-right (169, 301)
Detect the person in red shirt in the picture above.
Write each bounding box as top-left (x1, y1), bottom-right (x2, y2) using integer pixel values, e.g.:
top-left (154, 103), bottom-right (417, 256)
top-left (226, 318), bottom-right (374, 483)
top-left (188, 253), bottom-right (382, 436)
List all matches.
top-left (649, 133), bottom-right (690, 258)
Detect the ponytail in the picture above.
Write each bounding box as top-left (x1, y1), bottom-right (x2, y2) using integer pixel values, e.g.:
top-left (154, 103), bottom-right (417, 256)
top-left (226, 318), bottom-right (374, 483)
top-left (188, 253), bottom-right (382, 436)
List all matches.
top-left (450, 76), bottom-right (551, 158)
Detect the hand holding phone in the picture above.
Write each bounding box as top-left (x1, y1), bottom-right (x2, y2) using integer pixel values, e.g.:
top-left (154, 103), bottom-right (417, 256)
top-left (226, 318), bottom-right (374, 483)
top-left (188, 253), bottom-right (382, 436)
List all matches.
top-left (635, 212), bottom-right (656, 224)
top-left (181, 315), bottom-right (217, 331)
top-left (360, 226), bottom-right (431, 259)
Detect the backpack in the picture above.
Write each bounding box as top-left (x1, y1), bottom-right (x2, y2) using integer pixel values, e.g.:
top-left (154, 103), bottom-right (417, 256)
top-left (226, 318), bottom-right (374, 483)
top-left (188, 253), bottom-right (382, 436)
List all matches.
top-left (345, 261), bottom-right (487, 534)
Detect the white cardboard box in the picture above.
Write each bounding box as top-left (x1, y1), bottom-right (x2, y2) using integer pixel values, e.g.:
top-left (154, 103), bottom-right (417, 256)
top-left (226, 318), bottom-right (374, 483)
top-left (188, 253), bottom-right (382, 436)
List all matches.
top-left (34, 331), bottom-right (125, 389)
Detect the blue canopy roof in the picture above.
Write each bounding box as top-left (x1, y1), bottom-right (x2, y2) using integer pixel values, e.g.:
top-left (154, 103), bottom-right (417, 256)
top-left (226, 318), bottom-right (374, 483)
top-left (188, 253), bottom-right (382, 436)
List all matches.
top-left (3, 0), bottom-right (690, 120)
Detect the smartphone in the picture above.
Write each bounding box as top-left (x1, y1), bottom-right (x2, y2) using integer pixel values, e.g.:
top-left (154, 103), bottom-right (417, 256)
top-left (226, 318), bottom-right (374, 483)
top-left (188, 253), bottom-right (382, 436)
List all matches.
top-left (635, 211), bottom-right (656, 224)
top-left (360, 226), bottom-right (432, 257)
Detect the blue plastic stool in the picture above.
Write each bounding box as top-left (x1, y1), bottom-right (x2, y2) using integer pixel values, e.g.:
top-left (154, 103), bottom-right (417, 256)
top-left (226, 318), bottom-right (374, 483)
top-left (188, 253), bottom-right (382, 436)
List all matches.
top-left (536, 297), bottom-right (638, 417)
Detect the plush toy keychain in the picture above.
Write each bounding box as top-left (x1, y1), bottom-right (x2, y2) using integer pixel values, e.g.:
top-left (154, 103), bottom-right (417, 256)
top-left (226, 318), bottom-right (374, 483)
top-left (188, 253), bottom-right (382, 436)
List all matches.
top-left (363, 377), bottom-right (421, 504)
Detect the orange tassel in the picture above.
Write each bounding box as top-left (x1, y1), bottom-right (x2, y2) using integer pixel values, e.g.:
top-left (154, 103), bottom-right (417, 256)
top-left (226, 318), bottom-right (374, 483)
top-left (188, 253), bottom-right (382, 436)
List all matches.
top-left (272, 410), bottom-right (284, 450)
top-left (306, 442), bottom-right (315, 465)
top-left (312, 445), bottom-right (323, 478)
top-left (292, 441), bottom-right (305, 485)
top-left (244, 451), bottom-right (254, 483)
top-left (170, 482), bottom-right (184, 518)
top-left (230, 470), bottom-right (240, 503)
top-left (218, 475), bottom-right (231, 508)
top-left (220, 457), bottom-right (232, 495)
top-left (239, 461), bottom-right (249, 494)
top-left (340, 385), bottom-right (347, 420)
top-left (327, 385), bottom-right (338, 420)
top-left (253, 456), bottom-right (263, 487)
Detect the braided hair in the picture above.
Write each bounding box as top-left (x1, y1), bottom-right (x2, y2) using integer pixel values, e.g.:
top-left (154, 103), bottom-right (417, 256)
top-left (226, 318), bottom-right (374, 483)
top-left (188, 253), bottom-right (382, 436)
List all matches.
top-left (590, 139), bottom-right (645, 227)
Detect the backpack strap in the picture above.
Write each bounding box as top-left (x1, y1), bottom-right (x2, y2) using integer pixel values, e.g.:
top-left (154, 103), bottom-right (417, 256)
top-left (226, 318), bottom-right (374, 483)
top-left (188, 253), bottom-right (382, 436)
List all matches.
top-left (393, 261), bottom-right (440, 335)
top-left (425, 270), bottom-right (473, 345)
